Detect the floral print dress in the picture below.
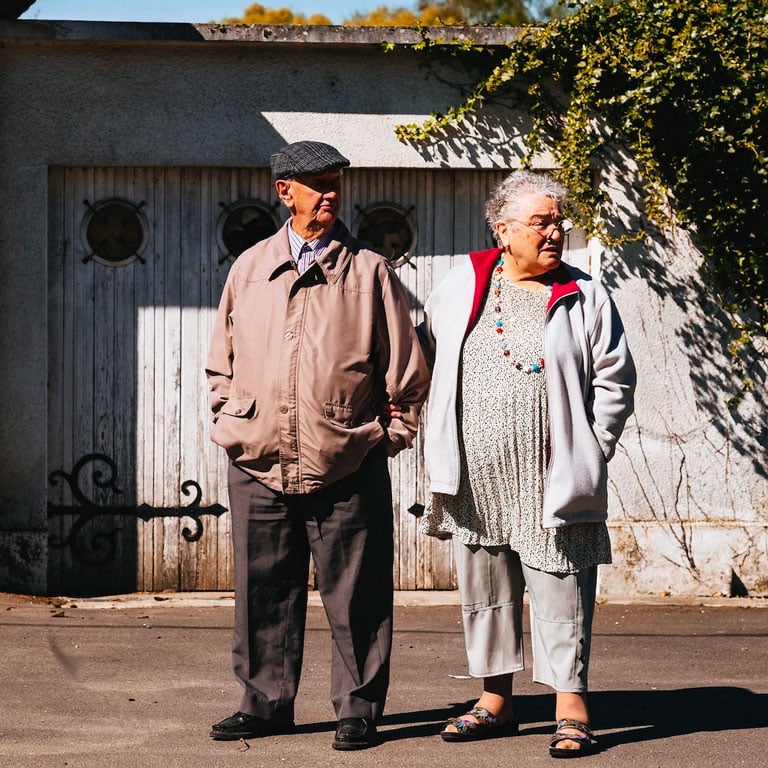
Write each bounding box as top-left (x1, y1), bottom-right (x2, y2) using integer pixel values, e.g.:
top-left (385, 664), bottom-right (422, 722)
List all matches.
top-left (421, 278), bottom-right (611, 573)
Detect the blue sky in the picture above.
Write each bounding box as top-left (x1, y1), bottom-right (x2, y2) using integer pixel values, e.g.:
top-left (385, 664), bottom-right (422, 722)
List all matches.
top-left (20, 0), bottom-right (405, 24)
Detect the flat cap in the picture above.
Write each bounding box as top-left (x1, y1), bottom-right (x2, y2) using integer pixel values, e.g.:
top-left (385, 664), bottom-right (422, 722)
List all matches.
top-left (270, 141), bottom-right (350, 180)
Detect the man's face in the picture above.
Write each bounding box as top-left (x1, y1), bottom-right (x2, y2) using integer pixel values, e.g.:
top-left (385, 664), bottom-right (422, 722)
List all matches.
top-left (276, 171), bottom-right (342, 237)
top-left (495, 193), bottom-right (566, 277)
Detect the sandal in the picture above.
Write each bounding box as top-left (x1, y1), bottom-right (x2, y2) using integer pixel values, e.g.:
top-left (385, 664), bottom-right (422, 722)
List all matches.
top-left (549, 718), bottom-right (599, 758)
top-left (440, 706), bottom-right (519, 742)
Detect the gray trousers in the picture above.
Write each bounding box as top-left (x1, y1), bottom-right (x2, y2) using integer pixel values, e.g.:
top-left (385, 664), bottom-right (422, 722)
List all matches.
top-left (454, 543), bottom-right (597, 692)
top-left (227, 449), bottom-right (394, 722)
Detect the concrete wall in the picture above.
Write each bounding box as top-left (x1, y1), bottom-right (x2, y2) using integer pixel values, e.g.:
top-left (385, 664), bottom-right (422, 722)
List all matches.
top-left (0, 20), bottom-right (765, 596)
top-left (593, 149), bottom-right (768, 596)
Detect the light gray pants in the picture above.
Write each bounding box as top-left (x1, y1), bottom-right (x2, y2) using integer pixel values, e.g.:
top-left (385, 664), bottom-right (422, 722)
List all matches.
top-left (454, 543), bottom-right (597, 693)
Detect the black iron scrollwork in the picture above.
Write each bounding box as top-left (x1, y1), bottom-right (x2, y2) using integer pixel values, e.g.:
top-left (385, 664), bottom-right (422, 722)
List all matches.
top-left (47, 453), bottom-right (228, 567)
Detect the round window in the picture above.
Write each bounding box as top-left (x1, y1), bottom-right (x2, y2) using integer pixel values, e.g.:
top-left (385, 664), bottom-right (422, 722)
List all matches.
top-left (81, 198), bottom-right (148, 267)
top-left (354, 202), bottom-right (417, 268)
top-left (217, 199), bottom-right (281, 262)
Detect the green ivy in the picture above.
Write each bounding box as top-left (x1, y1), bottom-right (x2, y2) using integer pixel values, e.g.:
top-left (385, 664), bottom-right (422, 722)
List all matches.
top-left (396, 0), bottom-right (768, 345)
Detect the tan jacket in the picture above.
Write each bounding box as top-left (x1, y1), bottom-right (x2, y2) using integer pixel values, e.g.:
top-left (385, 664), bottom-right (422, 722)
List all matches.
top-left (206, 221), bottom-right (430, 494)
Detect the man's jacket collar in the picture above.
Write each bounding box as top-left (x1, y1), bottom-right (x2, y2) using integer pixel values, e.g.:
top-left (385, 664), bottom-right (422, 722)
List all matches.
top-left (266, 220), bottom-right (355, 285)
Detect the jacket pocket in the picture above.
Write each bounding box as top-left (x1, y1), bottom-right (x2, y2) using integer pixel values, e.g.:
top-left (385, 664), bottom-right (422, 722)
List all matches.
top-left (323, 401), bottom-right (356, 428)
top-left (220, 397), bottom-right (257, 419)
top-left (211, 397), bottom-right (258, 453)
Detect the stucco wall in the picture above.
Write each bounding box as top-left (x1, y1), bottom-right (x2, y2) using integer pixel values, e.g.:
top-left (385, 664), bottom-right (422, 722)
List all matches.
top-left (0, 22), bottom-right (537, 169)
top-left (593, 151), bottom-right (768, 596)
top-left (0, 21), bottom-right (765, 596)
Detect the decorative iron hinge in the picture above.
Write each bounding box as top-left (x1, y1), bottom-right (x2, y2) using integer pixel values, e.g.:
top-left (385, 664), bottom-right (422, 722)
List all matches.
top-left (47, 453), bottom-right (228, 567)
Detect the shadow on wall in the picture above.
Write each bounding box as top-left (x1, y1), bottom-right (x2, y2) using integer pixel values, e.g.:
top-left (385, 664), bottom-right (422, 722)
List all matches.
top-left (406, 111), bottom-right (768, 594)
top-left (397, 105), bottom-right (534, 169)
top-left (597, 143), bottom-right (767, 594)
top-left (595, 142), bottom-right (768, 484)
top-left (405, 109), bottom-right (767, 492)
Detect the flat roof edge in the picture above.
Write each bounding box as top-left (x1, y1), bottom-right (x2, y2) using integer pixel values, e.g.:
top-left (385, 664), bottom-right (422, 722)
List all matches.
top-left (0, 19), bottom-right (522, 45)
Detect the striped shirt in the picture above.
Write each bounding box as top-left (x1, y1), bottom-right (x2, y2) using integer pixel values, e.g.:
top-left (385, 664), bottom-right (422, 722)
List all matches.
top-left (287, 220), bottom-right (338, 275)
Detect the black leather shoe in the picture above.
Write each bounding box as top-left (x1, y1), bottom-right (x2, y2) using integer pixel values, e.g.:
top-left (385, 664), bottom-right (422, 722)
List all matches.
top-left (210, 711), bottom-right (295, 741)
top-left (332, 717), bottom-right (378, 750)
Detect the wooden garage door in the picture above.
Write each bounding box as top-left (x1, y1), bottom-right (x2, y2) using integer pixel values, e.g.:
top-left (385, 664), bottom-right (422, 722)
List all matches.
top-left (46, 165), bottom-right (592, 595)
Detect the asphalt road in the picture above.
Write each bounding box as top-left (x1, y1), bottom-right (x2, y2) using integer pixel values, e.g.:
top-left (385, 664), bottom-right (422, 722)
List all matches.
top-left (1, 592), bottom-right (766, 768)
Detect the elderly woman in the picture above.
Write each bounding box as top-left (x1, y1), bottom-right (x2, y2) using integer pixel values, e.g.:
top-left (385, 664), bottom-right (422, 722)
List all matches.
top-left (416, 171), bottom-right (636, 757)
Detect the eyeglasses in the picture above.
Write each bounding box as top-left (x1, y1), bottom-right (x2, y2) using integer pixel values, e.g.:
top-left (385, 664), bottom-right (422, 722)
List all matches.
top-left (510, 217), bottom-right (574, 239)
top-left (287, 172), bottom-right (342, 193)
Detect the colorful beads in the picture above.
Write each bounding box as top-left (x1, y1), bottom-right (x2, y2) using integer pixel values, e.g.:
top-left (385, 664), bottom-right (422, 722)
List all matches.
top-left (493, 275), bottom-right (545, 373)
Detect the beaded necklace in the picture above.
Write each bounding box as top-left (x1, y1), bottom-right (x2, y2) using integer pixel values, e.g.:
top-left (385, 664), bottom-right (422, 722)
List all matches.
top-left (493, 256), bottom-right (546, 373)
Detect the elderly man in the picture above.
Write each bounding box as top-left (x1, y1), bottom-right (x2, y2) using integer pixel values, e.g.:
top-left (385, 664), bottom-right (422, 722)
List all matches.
top-left (206, 141), bottom-right (429, 750)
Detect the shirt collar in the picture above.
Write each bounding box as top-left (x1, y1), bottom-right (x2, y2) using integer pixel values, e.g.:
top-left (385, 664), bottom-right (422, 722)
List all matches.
top-left (267, 220), bottom-right (350, 283)
top-left (287, 220), bottom-right (339, 262)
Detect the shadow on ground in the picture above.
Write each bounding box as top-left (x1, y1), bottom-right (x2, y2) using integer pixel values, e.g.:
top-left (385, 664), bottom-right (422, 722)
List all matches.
top-left (293, 686), bottom-right (768, 748)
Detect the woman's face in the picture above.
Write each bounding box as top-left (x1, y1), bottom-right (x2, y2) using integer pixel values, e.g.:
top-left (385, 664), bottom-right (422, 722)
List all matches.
top-left (495, 193), bottom-right (566, 278)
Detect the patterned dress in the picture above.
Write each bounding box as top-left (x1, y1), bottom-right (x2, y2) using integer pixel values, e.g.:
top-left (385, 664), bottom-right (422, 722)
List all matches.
top-left (421, 278), bottom-right (611, 573)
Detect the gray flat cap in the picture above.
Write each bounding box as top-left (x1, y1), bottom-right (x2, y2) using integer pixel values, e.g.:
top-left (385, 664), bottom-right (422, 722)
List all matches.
top-left (270, 140), bottom-right (350, 180)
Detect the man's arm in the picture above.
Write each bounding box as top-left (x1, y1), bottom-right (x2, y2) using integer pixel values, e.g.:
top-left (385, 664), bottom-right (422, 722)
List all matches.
top-left (205, 274), bottom-right (236, 422)
top-left (377, 265), bottom-right (431, 456)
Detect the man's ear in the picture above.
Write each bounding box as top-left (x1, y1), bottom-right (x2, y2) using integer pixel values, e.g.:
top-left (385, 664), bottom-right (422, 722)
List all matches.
top-left (275, 179), bottom-right (292, 204)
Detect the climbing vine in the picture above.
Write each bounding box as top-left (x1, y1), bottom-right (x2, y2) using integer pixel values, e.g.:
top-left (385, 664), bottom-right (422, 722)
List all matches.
top-left (396, 0), bottom-right (768, 349)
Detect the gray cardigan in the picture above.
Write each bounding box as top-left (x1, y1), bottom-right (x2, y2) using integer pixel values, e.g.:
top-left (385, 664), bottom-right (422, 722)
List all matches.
top-left (417, 248), bottom-right (636, 528)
